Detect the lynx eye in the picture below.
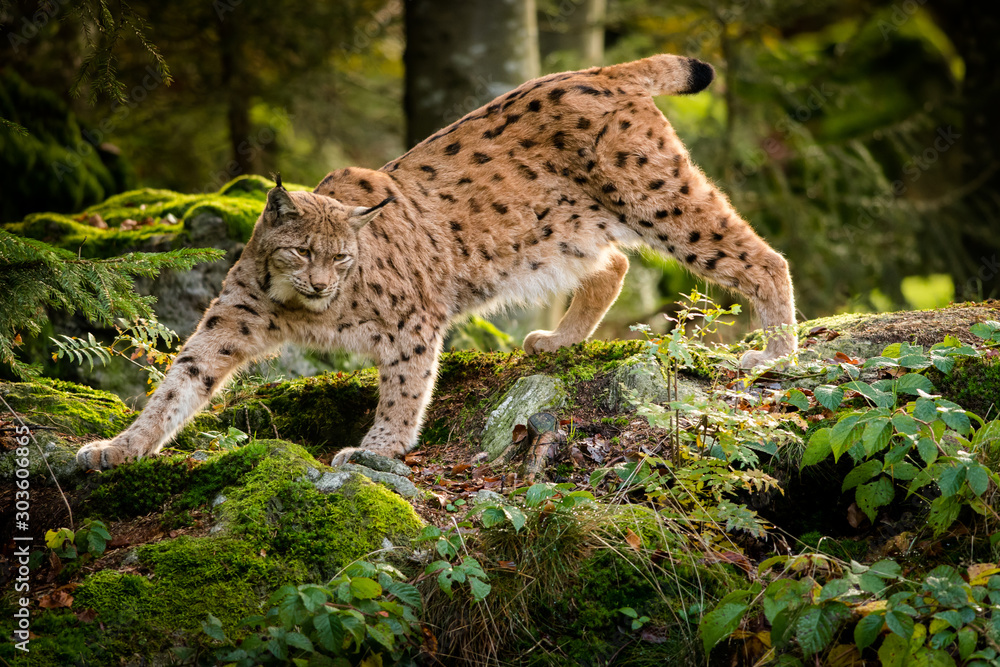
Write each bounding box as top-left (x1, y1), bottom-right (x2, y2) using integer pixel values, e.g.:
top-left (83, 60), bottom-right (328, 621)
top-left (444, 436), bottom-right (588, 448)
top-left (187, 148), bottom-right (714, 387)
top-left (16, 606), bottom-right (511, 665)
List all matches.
top-left (333, 253), bottom-right (347, 261)
top-left (296, 247), bottom-right (311, 258)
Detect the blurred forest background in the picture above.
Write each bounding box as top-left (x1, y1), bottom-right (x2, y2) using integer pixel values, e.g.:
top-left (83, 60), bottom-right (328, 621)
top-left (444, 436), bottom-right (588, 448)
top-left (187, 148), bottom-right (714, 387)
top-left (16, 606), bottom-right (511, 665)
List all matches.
top-left (2, 0), bottom-right (999, 349)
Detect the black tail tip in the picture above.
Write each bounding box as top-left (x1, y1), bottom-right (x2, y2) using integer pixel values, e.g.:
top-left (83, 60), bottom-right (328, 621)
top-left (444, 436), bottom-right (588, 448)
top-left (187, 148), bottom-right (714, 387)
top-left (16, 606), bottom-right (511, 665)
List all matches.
top-left (683, 58), bottom-right (715, 94)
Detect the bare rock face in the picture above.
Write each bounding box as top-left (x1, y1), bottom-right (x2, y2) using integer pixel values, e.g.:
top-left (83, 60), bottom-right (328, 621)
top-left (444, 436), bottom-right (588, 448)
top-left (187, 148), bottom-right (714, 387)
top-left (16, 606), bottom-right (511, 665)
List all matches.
top-left (480, 374), bottom-right (567, 461)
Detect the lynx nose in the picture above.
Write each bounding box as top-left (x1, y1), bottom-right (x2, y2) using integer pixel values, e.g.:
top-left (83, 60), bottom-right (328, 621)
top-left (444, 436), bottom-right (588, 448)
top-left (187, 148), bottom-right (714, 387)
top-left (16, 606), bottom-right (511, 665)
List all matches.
top-left (311, 280), bottom-right (329, 292)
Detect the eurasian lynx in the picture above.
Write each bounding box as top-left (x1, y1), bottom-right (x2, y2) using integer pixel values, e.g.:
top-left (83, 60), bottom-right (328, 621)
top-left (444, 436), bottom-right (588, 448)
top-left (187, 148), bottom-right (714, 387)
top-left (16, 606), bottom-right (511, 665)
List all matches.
top-left (77, 54), bottom-right (795, 470)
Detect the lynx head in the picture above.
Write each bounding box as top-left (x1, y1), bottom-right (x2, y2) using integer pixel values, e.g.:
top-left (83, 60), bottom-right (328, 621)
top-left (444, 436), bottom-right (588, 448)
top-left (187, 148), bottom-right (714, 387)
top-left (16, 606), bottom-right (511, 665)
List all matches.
top-left (252, 183), bottom-right (391, 312)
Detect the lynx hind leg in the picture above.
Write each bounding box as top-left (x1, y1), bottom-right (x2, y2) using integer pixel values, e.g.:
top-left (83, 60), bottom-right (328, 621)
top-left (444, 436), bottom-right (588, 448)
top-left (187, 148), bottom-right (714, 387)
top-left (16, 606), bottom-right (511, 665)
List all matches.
top-left (656, 210), bottom-right (795, 366)
top-left (524, 249), bottom-right (629, 355)
top-left (590, 98), bottom-right (796, 366)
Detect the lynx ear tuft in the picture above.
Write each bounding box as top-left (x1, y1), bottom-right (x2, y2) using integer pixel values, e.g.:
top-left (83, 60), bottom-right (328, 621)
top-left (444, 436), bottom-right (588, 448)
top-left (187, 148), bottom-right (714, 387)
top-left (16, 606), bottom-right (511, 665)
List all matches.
top-left (272, 172), bottom-right (284, 189)
top-left (264, 186), bottom-right (299, 226)
top-left (348, 197), bottom-right (395, 231)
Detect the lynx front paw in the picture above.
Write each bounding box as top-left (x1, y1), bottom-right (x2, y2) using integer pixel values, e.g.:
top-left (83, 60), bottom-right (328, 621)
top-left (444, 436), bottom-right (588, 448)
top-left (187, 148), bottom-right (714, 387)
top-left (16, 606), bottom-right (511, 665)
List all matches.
top-left (76, 439), bottom-right (128, 471)
top-left (332, 445), bottom-right (402, 466)
top-left (523, 330), bottom-right (574, 355)
top-left (739, 349), bottom-right (795, 369)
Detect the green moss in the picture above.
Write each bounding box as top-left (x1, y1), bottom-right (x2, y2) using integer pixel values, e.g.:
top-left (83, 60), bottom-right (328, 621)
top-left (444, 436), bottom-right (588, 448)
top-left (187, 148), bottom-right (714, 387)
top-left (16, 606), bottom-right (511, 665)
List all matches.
top-left (2, 174), bottom-right (279, 258)
top-left (87, 440), bottom-right (269, 519)
top-left (136, 535), bottom-right (299, 632)
top-left (0, 609), bottom-right (122, 666)
top-left (220, 440), bottom-right (423, 578)
top-left (0, 377), bottom-right (132, 437)
top-left (232, 371), bottom-right (379, 453)
top-left (931, 354), bottom-right (1000, 419)
top-left (5, 211), bottom-right (184, 258)
top-left (74, 570), bottom-right (155, 625)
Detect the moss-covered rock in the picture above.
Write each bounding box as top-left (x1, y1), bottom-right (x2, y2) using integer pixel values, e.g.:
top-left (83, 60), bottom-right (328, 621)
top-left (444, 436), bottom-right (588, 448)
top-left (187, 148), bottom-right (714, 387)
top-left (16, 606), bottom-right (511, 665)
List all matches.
top-left (603, 354), bottom-right (706, 412)
top-left (931, 354), bottom-right (1000, 419)
top-left (0, 377), bottom-right (132, 438)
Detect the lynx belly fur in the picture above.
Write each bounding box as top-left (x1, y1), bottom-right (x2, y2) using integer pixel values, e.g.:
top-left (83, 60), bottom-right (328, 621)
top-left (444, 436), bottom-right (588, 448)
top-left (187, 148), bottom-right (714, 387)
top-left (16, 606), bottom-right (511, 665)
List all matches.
top-left (77, 54), bottom-right (796, 470)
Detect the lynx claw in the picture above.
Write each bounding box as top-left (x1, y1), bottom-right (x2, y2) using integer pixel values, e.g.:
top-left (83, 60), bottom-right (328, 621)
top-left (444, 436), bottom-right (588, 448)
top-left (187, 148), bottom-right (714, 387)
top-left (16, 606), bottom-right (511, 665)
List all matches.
top-left (76, 440), bottom-right (127, 471)
top-left (331, 447), bottom-right (365, 467)
top-left (523, 330), bottom-right (572, 355)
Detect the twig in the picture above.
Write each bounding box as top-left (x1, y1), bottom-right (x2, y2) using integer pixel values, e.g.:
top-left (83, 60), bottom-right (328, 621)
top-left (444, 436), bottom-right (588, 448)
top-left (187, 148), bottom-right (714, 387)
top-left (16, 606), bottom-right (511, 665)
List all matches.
top-left (0, 394), bottom-right (74, 530)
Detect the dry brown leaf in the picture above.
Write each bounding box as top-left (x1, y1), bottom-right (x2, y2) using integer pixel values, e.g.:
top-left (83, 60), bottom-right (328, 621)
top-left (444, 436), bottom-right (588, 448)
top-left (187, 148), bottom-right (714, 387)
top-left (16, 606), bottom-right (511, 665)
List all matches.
top-left (76, 608), bottom-right (98, 623)
top-left (846, 502), bottom-right (867, 529)
top-left (39, 590), bottom-right (73, 609)
top-left (625, 529), bottom-right (641, 551)
top-left (512, 424), bottom-right (528, 444)
top-left (451, 463), bottom-right (471, 476)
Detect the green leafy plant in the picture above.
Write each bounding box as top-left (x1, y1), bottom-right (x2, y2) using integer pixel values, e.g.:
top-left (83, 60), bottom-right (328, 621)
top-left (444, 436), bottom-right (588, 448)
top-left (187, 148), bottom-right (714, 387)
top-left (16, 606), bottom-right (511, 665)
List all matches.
top-left (199, 427), bottom-right (250, 452)
top-left (0, 228), bottom-right (221, 379)
top-left (701, 553), bottom-right (1000, 665)
top-left (192, 561), bottom-right (425, 666)
top-left (45, 518), bottom-right (112, 561)
top-left (800, 337), bottom-right (1000, 535)
top-left (51, 316), bottom-right (179, 388)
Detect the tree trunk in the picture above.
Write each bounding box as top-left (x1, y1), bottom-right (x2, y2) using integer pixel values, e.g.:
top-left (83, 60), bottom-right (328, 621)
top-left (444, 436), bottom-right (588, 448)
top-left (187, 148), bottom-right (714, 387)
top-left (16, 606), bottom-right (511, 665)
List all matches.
top-left (538, 0), bottom-right (606, 68)
top-left (219, 16), bottom-right (253, 179)
top-left (928, 1), bottom-right (1000, 299)
top-left (403, 0), bottom-right (540, 148)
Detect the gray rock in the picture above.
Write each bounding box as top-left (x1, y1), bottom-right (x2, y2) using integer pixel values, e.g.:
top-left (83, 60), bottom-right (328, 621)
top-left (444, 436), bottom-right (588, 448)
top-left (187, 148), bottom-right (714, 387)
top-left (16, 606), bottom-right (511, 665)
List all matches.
top-left (190, 451), bottom-right (210, 462)
top-left (211, 493), bottom-right (227, 507)
top-left (337, 464), bottom-right (420, 499)
top-left (471, 489), bottom-right (505, 505)
top-left (604, 356), bottom-right (706, 412)
top-left (0, 431), bottom-right (81, 485)
top-left (480, 375), bottom-right (567, 461)
top-left (312, 464), bottom-right (420, 499)
top-left (312, 471), bottom-right (355, 494)
top-left (344, 450), bottom-right (412, 477)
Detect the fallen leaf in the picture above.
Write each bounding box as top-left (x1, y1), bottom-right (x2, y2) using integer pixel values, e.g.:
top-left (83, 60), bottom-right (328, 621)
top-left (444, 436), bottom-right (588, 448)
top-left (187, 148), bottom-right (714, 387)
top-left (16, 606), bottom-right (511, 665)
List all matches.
top-left (569, 445), bottom-right (586, 467)
top-left (39, 590), bottom-right (73, 609)
top-left (497, 561), bottom-right (517, 571)
top-left (76, 608), bottom-right (98, 623)
top-left (639, 625), bottom-right (668, 643)
top-left (825, 643), bottom-right (862, 666)
top-left (854, 600), bottom-right (888, 616)
top-left (708, 550), bottom-right (752, 573)
top-left (108, 535), bottom-right (129, 548)
top-left (808, 326), bottom-right (830, 336)
top-left (512, 424), bottom-right (528, 444)
top-left (968, 563), bottom-right (1000, 586)
top-left (825, 330), bottom-right (841, 341)
top-left (846, 502), bottom-right (867, 529)
top-left (451, 463), bottom-right (471, 476)
top-left (421, 625), bottom-right (438, 656)
top-left (625, 529), bottom-right (641, 551)
top-left (834, 351), bottom-right (860, 365)
top-left (87, 214), bottom-right (108, 229)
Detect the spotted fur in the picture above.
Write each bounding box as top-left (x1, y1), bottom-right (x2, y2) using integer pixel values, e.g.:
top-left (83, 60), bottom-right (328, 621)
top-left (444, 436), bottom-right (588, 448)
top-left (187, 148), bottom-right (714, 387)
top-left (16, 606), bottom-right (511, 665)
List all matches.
top-left (76, 54), bottom-right (795, 470)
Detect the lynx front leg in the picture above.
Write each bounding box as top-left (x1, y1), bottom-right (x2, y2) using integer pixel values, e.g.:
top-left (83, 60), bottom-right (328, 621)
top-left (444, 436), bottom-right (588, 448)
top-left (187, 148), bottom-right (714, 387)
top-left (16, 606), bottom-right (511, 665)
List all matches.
top-left (524, 250), bottom-right (629, 355)
top-left (331, 341), bottom-right (442, 465)
top-left (76, 304), bottom-right (279, 470)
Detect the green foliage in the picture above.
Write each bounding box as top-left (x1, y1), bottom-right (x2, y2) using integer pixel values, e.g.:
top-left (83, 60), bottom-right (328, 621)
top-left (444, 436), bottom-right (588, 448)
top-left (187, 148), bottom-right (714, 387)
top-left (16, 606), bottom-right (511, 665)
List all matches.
top-left (0, 70), bottom-right (135, 223)
top-left (198, 427), bottom-right (250, 453)
top-left (51, 316), bottom-right (178, 388)
top-left (191, 562), bottom-right (425, 666)
top-left (0, 227), bottom-right (222, 379)
top-left (44, 519), bottom-right (111, 561)
top-left (701, 554), bottom-right (1000, 664)
top-left (800, 336), bottom-right (999, 534)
